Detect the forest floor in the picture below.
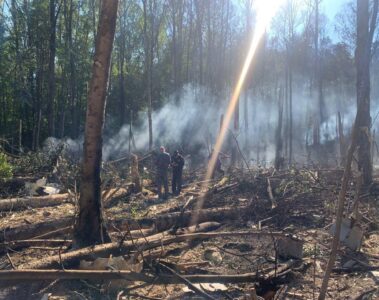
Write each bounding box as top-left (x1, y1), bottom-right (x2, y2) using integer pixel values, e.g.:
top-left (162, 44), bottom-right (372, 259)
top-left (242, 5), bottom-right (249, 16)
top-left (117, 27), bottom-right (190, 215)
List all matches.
top-left (0, 152), bottom-right (378, 300)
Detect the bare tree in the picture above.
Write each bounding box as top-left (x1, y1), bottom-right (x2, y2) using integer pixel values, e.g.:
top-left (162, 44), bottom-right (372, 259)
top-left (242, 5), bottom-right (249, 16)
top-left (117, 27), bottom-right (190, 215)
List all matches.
top-left (74, 0), bottom-right (119, 246)
top-left (47, 0), bottom-right (60, 137)
top-left (356, 0), bottom-right (378, 185)
top-left (143, 0), bottom-right (154, 150)
top-left (318, 1), bottom-right (378, 298)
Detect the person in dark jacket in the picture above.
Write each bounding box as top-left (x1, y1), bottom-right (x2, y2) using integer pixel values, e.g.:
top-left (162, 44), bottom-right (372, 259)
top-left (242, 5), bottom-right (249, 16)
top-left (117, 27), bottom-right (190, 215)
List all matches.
top-left (156, 146), bottom-right (171, 199)
top-left (171, 150), bottom-right (185, 195)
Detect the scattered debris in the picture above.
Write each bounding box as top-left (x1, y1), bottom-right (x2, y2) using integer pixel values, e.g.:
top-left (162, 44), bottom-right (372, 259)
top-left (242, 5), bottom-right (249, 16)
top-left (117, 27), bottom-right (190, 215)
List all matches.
top-left (0, 151), bottom-right (378, 299)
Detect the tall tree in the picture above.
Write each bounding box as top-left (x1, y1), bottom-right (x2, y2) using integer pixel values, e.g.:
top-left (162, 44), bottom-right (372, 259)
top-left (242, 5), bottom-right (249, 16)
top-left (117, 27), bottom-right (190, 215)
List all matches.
top-left (356, 0), bottom-right (378, 185)
top-left (142, 0), bottom-right (153, 150)
top-left (47, 0), bottom-right (59, 137)
top-left (313, 0), bottom-right (322, 145)
top-left (74, 0), bottom-right (119, 246)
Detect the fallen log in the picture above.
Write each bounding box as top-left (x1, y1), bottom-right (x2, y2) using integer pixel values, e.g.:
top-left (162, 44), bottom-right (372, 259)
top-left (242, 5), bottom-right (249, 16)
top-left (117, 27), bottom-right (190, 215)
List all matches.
top-left (0, 269), bottom-right (154, 282)
top-left (2, 261), bottom-right (295, 283)
top-left (0, 193), bottom-right (72, 211)
top-left (157, 262), bottom-right (216, 300)
top-left (18, 222), bottom-right (222, 269)
top-left (0, 217), bottom-right (73, 243)
top-left (0, 239), bottom-right (72, 252)
top-left (31, 226), bottom-right (72, 239)
top-left (115, 205), bottom-right (250, 232)
top-left (0, 270), bottom-right (267, 283)
top-left (18, 225), bottom-right (289, 270)
top-left (332, 265), bottom-right (379, 273)
top-left (1, 205), bottom-right (250, 243)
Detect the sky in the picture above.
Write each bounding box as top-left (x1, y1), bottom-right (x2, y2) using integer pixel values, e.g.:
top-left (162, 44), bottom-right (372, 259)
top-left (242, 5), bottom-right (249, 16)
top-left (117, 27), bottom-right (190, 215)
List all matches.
top-left (323, 0), bottom-right (349, 40)
top-left (323, 0), bottom-right (348, 21)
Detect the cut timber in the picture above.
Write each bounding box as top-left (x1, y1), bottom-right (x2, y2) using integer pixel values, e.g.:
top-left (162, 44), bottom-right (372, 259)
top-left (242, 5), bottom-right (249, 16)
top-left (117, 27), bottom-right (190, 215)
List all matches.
top-left (18, 225), bottom-right (289, 270)
top-left (0, 217), bottom-right (73, 243)
top-left (0, 239), bottom-right (72, 252)
top-left (115, 205), bottom-right (250, 232)
top-left (0, 193), bottom-right (71, 211)
top-left (18, 222), bottom-right (221, 269)
top-left (103, 187), bottom-right (131, 208)
top-left (31, 226), bottom-right (72, 239)
top-left (157, 262), bottom-right (216, 300)
top-left (0, 269), bottom-right (154, 282)
top-left (3, 260), bottom-right (295, 283)
top-left (1, 204), bottom-right (275, 244)
top-left (0, 205), bottom-right (244, 242)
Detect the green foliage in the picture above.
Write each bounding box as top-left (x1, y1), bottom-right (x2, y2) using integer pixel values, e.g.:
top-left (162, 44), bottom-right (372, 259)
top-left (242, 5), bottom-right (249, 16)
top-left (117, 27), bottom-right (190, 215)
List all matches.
top-left (0, 152), bottom-right (13, 180)
top-left (130, 205), bottom-right (139, 218)
top-left (303, 244), bottom-right (321, 258)
top-left (0, 0), bottom-right (376, 154)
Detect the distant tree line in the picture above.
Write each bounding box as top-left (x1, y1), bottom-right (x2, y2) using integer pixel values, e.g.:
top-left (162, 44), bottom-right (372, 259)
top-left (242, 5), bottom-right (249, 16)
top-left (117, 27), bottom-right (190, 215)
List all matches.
top-left (0, 0), bottom-right (378, 162)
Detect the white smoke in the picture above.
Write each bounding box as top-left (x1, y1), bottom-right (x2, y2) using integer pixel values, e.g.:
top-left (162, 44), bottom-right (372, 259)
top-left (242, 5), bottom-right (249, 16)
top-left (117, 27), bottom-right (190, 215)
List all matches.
top-left (45, 82), bottom-right (378, 167)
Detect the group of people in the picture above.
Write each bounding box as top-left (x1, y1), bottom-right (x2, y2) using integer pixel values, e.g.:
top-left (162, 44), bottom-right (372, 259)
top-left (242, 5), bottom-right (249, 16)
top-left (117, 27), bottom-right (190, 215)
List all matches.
top-left (155, 146), bottom-right (228, 200)
top-left (155, 146), bottom-right (185, 199)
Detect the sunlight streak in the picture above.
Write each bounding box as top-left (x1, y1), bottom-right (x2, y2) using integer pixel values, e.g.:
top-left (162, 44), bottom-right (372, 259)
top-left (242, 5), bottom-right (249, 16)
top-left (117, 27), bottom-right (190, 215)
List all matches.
top-left (192, 0), bottom-right (286, 225)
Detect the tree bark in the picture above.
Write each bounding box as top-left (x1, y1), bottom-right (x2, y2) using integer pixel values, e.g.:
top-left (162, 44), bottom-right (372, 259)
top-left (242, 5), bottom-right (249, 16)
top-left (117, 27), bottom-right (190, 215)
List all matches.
top-left (1, 261), bottom-right (294, 283)
top-left (47, 0), bottom-right (57, 137)
top-left (19, 222), bottom-right (221, 269)
top-left (356, 0), bottom-right (377, 185)
top-left (74, 0), bottom-right (119, 246)
top-left (0, 193), bottom-right (71, 211)
top-left (0, 218), bottom-right (73, 243)
top-left (0, 204), bottom-right (245, 243)
top-left (318, 112), bottom-right (358, 300)
top-left (338, 112), bottom-right (346, 165)
top-left (275, 89), bottom-right (284, 170)
top-left (143, 0), bottom-right (153, 150)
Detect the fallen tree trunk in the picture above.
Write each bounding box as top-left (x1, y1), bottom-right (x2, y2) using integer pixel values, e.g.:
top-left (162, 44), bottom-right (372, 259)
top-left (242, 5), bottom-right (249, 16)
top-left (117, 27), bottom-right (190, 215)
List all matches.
top-left (31, 226), bottom-right (72, 239)
top-left (18, 224), bottom-right (288, 270)
top-left (0, 217), bottom-right (73, 243)
top-left (114, 205), bottom-right (250, 232)
top-left (0, 193), bottom-right (72, 211)
top-left (1, 205), bottom-right (251, 242)
top-left (0, 270), bottom-right (268, 283)
top-left (18, 222), bottom-right (221, 269)
top-left (0, 239), bottom-right (72, 252)
top-left (3, 260), bottom-right (295, 283)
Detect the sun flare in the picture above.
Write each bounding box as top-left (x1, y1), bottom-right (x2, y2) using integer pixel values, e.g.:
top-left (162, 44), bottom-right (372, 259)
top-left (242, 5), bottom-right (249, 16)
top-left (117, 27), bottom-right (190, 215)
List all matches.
top-left (192, 0), bottom-right (286, 224)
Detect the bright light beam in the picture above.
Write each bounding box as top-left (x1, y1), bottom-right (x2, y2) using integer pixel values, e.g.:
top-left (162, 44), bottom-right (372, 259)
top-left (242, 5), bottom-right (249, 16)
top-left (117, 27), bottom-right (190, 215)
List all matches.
top-left (192, 0), bottom-right (286, 225)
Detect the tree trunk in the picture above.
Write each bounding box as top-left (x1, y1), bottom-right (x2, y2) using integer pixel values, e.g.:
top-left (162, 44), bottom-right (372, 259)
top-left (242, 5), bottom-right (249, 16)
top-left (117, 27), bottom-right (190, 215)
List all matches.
top-left (338, 112), bottom-right (346, 166)
top-left (0, 193), bottom-right (71, 212)
top-left (313, 0), bottom-right (321, 146)
top-left (194, 0), bottom-right (204, 85)
top-left (356, 0), bottom-right (374, 185)
top-left (143, 0), bottom-right (153, 150)
top-left (74, 0), bottom-right (119, 246)
top-left (289, 63), bottom-right (293, 165)
top-left (66, 0), bottom-right (78, 138)
top-left (21, 222), bottom-right (221, 269)
top-left (47, 0), bottom-right (57, 137)
top-left (117, 3), bottom-right (127, 126)
top-left (318, 102), bottom-right (359, 300)
top-left (275, 89), bottom-right (284, 170)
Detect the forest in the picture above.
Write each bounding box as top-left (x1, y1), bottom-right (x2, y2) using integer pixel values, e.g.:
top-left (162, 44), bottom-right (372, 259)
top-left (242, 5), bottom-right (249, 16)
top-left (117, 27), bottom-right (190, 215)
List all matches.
top-left (0, 0), bottom-right (378, 299)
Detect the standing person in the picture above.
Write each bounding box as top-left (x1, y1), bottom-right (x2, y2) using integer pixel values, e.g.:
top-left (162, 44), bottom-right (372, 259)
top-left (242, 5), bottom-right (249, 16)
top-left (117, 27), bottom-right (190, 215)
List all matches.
top-left (209, 149), bottom-right (225, 178)
top-left (156, 146), bottom-right (171, 199)
top-left (171, 150), bottom-right (185, 195)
